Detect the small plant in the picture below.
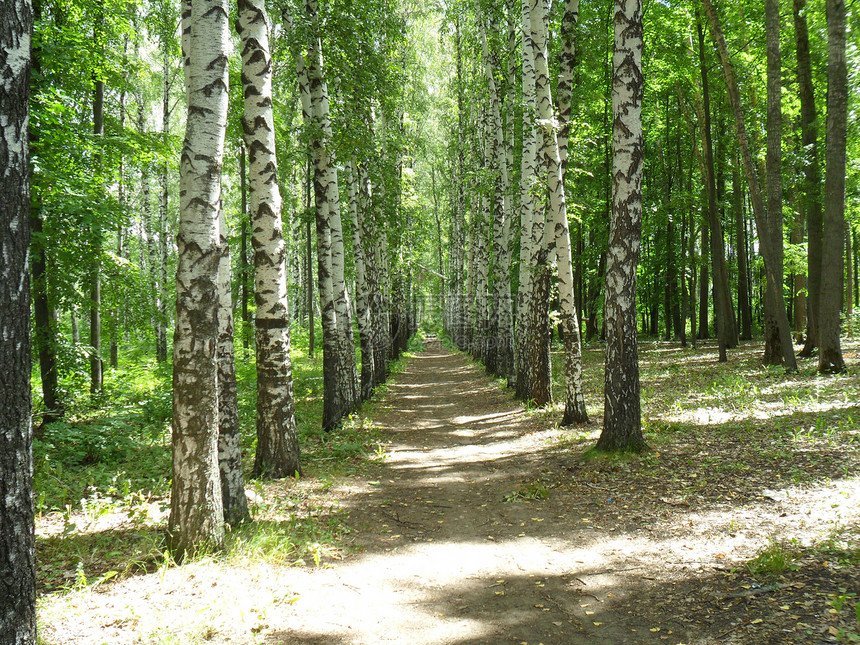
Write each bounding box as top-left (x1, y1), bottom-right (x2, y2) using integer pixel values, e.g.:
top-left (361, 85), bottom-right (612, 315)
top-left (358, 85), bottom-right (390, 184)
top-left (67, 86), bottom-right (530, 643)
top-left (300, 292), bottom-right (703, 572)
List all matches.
top-left (503, 481), bottom-right (550, 503)
top-left (747, 538), bottom-right (800, 576)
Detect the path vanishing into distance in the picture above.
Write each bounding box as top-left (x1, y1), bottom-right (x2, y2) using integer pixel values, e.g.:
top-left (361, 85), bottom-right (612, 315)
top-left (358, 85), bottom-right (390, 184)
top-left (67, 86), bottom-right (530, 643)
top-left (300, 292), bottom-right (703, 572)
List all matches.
top-left (40, 338), bottom-right (860, 644)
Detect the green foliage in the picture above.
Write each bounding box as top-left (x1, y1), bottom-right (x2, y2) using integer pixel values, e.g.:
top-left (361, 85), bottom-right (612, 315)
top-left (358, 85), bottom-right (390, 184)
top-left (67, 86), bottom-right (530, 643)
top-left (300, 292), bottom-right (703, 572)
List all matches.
top-left (747, 538), bottom-right (801, 576)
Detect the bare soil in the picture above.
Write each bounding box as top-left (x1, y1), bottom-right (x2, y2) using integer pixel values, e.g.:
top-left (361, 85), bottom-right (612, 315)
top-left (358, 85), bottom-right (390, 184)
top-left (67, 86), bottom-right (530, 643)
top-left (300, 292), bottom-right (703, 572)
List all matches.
top-left (38, 339), bottom-right (860, 644)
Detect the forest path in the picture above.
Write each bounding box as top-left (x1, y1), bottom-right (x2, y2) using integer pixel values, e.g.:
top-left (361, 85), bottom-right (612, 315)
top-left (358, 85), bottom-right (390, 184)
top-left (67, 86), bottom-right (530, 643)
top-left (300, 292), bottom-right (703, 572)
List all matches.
top-left (38, 339), bottom-right (860, 644)
top-left (264, 339), bottom-right (667, 645)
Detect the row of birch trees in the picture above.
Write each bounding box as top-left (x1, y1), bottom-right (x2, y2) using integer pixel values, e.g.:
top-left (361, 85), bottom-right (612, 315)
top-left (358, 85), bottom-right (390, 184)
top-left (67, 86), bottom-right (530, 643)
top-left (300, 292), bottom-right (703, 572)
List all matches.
top-left (441, 0), bottom-right (645, 451)
top-left (441, 0), bottom-right (853, 452)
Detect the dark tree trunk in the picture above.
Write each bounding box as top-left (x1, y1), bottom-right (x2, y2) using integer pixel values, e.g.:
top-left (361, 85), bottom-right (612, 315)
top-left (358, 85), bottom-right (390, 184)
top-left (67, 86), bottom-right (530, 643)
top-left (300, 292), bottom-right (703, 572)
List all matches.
top-left (239, 145), bottom-right (250, 352)
top-left (793, 0), bottom-right (822, 357)
top-left (697, 14), bottom-right (737, 357)
top-left (698, 221), bottom-right (709, 338)
top-left (0, 0), bottom-right (37, 638)
top-left (703, 0), bottom-right (797, 370)
top-left (763, 0), bottom-right (785, 366)
top-left (818, 0), bottom-right (847, 373)
top-left (90, 74), bottom-right (105, 394)
top-left (734, 163), bottom-right (753, 340)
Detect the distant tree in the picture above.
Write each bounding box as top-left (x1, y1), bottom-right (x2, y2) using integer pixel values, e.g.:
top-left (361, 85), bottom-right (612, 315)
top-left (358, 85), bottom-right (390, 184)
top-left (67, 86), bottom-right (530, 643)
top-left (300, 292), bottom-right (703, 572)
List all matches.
top-left (168, 0), bottom-right (230, 559)
top-left (596, 0), bottom-right (646, 452)
top-left (0, 0), bottom-right (37, 639)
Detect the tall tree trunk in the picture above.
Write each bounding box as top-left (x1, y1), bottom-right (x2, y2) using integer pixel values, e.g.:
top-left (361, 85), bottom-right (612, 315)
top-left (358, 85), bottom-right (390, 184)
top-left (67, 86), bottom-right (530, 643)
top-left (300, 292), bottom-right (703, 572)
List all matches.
top-left (702, 0), bottom-right (797, 371)
top-left (0, 0), bottom-right (36, 637)
top-left (818, 0), bottom-right (847, 373)
top-left (347, 161), bottom-right (374, 400)
top-left (90, 60), bottom-right (104, 394)
top-left (763, 0), bottom-right (785, 365)
top-left (239, 0), bottom-right (301, 480)
top-left (155, 33), bottom-right (171, 364)
top-left (239, 145), bottom-right (250, 351)
top-left (696, 13), bottom-right (737, 359)
top-left (299, 0), bottom-right (359, 428)
top-left (480, 18), bottom-right (513, 382)
top-left (734, 163), bottom-right (753, 340)
top-left (168, 0), bottom-right (229, 560)
top-left (531, 0), bottom-right (587, 424)
top-left (516, 0), bottom-right (551, 407)
top-left (597, 0), bottom-right (645, 452)
top-left (793, 0), bottom-right (822, 357)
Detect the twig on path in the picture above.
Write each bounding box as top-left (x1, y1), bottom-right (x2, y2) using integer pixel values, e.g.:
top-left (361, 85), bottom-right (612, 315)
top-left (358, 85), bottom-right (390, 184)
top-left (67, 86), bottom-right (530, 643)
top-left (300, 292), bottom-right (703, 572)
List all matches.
top-left (379, 509), bottom-right (424, 529)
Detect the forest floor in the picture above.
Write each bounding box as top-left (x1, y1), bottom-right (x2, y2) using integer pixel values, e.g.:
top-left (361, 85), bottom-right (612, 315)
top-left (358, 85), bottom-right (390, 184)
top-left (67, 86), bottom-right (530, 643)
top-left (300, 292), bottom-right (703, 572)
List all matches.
top-left (38, 337), bottom-right (860, 644)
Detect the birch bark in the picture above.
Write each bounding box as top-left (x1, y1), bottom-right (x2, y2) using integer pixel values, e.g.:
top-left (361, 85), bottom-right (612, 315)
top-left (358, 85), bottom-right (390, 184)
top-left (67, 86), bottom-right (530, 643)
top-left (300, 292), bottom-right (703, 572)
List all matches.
top-left (516, 0), bottom-right (551, 406)
top-left (531, 0), bottom-right (588, 424)
top-left (238, 0), bottom-right (301, 478)
top-left (301, 0), bottom-right (359, 427)
top-left (0, 0), bottom-right (36, 638)
top-left (597, 0), bottom-right (646, 452)
top-left (168, 0), bottom-right (229, 559)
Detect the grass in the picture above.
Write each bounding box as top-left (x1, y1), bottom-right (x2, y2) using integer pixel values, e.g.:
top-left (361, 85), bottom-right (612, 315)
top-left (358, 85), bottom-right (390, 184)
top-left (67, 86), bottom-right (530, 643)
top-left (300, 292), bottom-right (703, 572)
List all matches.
top-left (33, 323), bottom-right (415, 600)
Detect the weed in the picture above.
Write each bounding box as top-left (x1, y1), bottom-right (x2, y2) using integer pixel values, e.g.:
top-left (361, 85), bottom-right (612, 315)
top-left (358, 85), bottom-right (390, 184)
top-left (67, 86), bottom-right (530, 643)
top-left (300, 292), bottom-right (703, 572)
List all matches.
top-left (747, 538), bottom-right (801, 576)
top-left (503, 481), bottom-right (550, 503)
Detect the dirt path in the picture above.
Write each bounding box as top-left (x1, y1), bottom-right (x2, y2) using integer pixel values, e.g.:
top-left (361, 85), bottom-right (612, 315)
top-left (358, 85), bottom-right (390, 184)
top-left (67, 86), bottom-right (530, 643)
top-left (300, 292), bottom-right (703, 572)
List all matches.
top-left (39, 339), bottom-right (860, 644)
top-left (262, 339), bottom-right (669, 644)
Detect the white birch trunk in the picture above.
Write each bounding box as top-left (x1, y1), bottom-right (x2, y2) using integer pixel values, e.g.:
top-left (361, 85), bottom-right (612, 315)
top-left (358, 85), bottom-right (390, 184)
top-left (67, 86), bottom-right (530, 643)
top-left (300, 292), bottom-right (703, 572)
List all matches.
top-left (301, 0), bottom-right (359, 428)
top-left (215, 207), bottom-right (247, 523)
top-left (0, 1), bottom-right (36, 637)
top-left (531, 0), bottom-right (588, 424)
top-left (238, 0), bottom-right (301, 478)
top-left (169, 0), bottom-right (229, 559)
top-left (597, 0), bottom-right (646, 452)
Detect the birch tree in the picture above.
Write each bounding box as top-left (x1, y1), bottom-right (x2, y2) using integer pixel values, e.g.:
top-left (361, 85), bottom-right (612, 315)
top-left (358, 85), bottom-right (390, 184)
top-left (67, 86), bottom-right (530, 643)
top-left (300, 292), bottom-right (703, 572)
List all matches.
top-left (530, 0), bottom-right (588, 424)
top-left (168, 0), bottom-right (230, 559)
top-left (238, 0), bottom-right (302, 478)
top-left (596, 0), bottom-right (646, 452)
top-left (516, 0), bottom-right (552, 406)
top-left (0, 0), bottom-right (36, 638)
top-left (300, 0), bottom-right (359, 429)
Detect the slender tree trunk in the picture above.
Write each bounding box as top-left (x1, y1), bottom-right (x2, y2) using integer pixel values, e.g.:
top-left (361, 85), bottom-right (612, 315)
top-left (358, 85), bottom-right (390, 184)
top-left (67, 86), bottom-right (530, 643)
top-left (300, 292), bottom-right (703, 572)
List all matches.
top-left (793, 0), bottom-right (822, 356)
top-left (0, 1), bottom-right (36, 637)
top-left (480, 18), bottom-right (513, 382)
top-left (239, 0), bottom-right (301, 478)
top-left (763, 0), bottom-right (785, 365)
top-left (696, 13), bottom-right (737, 358)
top-left (702, 0), bottom-right (797, 370)
top-left (239, 145), bottom-right (250, 351)
top-left (698, 221), bottom-right (709, 338)
top-left (155, 34), bottom-right (170, 364)
top-left (597, 0), bottom-right (646, 452)
top-left (90, 64), bottom-right (104, 394)
top-left (818, 0), bottom-right (847, 373)
top-left (305, 158), bottom-right (315, 358)
top-left (531, 0), bottom-right (587, 424)
top-left (168, 0), bottom-right (229, 560)
top-left (347, 161), bottom-right (374, 400)
top-left (517, 0), bottom-right (551, 407)
top-left (299, 0), bottom-right (359, 428)
top-left (734, 163), bottom-right (753, 340)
